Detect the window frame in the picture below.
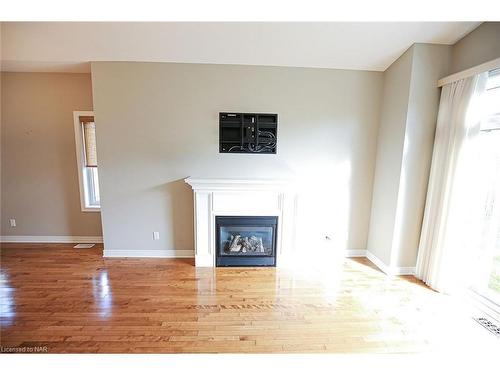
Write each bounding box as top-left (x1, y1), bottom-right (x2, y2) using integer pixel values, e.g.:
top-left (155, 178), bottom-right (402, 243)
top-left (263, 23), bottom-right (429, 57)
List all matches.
top-left (480, 69), bottom-right (500, 132)
top-left (73, 110), bottom-right (101, 212)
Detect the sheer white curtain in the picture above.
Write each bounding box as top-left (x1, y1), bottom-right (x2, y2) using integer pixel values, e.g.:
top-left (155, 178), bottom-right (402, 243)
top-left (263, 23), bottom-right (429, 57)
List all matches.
top-left (416, 73), bottom-right (488, 293)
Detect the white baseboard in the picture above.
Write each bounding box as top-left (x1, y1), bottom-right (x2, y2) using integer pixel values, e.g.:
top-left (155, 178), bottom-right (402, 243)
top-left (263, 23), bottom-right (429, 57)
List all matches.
top-left (105, 249), bottom-right (364, 260)
top-left (0, 235), bottom-right (103, 243)
top-left (395, 266), bottom-right (416, 276)
top-left (345, 249), bottom-right (367, 257)
top-left (365, 250), bottom-right (415, 276)
top-left (103, 249), bottom-right (194, 258)
top-left (365, 250), bottom-right (390, 274)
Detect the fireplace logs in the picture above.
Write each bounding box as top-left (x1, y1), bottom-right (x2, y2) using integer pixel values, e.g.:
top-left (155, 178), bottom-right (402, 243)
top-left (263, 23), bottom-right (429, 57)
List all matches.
top-left (226, 235), bottom-right (265, 254)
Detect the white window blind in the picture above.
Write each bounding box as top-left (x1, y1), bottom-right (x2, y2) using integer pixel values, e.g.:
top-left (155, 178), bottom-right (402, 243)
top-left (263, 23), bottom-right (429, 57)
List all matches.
top-left (82, 120), bottom-right (98, 167)
top-left (74, 112), bottom-right (100, 211)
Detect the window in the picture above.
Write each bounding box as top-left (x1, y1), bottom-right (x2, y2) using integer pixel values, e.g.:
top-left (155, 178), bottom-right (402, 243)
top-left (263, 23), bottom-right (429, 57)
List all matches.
top-left (469, 69), bottom-right (500, 313)
top-left (73, 111), bottom-right (100, 211)
top-left (480, 68), bottom-right (500, 131)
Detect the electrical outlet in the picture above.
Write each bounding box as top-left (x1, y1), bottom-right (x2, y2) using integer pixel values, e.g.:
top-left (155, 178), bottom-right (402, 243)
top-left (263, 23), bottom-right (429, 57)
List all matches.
top-left (9, 218), bottom-right (16, 227)
top-left (153, 231), bottom-right (160, 240)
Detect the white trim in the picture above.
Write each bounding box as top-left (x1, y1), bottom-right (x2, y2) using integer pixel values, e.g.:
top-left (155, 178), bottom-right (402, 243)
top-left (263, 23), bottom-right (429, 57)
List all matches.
top-left (366, 250), bottom-right (390, 274)
top-left (0, 236), bottom-right (103, 243)
top-left (438, 57), bottom-right (500, 87)
top-left (184, 177), bottom-right (295, 192)
top-left (394, 266), bottom-right (416, 276)
top-left (73, 110), bottom-right (100, 212)
top-left (366, 250), bottom-right (415, 276)
top-left (103, 249), bottom-right (194, 258)
top-left (345, 249), bottom-right (367, 257)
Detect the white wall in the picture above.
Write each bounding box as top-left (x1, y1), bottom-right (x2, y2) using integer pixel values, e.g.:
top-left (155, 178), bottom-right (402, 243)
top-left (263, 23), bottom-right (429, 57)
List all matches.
top-left (91, 62), bottom-right (383, 254)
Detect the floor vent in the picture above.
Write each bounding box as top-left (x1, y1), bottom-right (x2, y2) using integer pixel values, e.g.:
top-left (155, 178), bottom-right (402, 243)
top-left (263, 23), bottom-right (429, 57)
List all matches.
top-left (474, 317), bottom-right (500, 337)
top-left (73, 244), bottom-right (95, 249)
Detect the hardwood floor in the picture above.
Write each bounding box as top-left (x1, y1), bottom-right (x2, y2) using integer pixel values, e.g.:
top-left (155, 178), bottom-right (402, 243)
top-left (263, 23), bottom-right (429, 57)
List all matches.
top-left (0, 243), bottom-right (497, 353)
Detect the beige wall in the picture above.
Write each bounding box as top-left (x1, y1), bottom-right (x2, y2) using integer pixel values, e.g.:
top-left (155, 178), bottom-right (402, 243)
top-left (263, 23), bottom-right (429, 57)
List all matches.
top-left (91, 62), bottom-right (383, 253)
top-left (1, 72), bottom-right (102, 237)
top-left (367, 47), bottom-right (414, 266)
top-left (392, 44), bottom-right (452, 267)
top-left (449, 22), bottom-right (500, 75)
top-left (367, 44), bottom-right (452, 268)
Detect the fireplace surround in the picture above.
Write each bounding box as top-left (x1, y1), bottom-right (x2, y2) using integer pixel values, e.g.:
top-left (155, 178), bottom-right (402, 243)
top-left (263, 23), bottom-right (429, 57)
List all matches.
top-left (184, 178), bottom-right (297, 267)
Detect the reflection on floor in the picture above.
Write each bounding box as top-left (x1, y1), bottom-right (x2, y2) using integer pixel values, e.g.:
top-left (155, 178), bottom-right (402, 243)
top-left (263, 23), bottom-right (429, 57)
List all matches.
top-left (0, 243), bottom-right (498, 353)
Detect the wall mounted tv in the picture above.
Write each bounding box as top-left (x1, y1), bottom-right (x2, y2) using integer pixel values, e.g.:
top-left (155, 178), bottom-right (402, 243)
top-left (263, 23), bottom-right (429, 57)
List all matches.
top-left (219, 112), bottom-right (278, 154)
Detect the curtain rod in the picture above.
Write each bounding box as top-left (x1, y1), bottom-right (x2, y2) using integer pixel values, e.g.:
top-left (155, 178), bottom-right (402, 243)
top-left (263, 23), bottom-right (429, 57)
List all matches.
top-left (438, 57), bottom-right (500, 87)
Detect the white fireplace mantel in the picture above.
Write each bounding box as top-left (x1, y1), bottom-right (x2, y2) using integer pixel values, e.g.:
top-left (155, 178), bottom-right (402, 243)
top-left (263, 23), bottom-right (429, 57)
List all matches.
top-left (185, 177), bottom-right (297, 267)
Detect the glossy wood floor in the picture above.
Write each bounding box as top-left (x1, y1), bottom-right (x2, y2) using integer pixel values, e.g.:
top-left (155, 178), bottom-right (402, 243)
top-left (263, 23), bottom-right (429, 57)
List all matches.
top-left (1, 243), bottom-right (497, 353)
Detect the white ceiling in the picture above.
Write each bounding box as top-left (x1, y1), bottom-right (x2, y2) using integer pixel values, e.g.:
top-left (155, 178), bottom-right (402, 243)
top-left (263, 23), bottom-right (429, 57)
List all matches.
top-left (1, 22), bottom-right (480, 73)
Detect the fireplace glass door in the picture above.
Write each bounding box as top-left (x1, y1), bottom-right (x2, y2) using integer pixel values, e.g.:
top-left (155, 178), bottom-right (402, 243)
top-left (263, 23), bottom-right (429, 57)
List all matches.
top-left (216, 216), bottom-right (277, 266)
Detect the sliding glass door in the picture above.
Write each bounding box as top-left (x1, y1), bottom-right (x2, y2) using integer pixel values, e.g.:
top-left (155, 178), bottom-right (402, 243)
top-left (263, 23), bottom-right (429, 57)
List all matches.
top-left (469, 69), bottom-right (500, 315)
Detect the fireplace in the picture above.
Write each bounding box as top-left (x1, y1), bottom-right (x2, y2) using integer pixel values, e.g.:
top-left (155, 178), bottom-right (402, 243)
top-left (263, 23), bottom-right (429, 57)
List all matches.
top-left (185, 178), bottom-right (296, 267)
top-left (216, 216), bottom-right (278, 267)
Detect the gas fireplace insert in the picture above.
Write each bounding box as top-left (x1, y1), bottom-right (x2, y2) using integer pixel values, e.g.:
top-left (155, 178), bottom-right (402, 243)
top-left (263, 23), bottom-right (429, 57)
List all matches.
top-left (216, 216), bottom-right (278, 267)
